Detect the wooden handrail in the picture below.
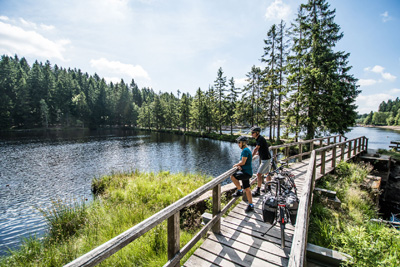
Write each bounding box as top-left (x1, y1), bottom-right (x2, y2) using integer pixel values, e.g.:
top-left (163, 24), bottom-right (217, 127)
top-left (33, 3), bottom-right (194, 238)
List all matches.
top-left (269, 134), bottom-right (345, 163)
top-left (288, 136), bottom-right (368, 266)
top-left (288, 150), bottom-right (317, 267)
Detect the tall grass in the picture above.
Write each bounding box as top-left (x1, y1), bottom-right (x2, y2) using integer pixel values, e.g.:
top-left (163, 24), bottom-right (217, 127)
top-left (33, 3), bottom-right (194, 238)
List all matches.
top-left (309, 161), bottom-right (400, 266)
top-left (0, 171), bottom-right (212, 267)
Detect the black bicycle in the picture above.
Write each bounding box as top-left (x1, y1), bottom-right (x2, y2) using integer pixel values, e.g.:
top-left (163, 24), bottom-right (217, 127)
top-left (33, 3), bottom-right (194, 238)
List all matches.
top-left (261, 162), bottom-right (299, 248)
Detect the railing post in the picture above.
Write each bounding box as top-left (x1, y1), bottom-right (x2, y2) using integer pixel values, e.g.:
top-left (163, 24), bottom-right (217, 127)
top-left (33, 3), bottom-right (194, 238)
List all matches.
top-left (310, 141), bottom-right (314, 152)
top-left (319, 139), bottom-right (323, 148)
top-left (341, 144), bottom-right (345, 161)
top-left (299, 143), bottom-right (303, 162)
top-left (347, 141), bottom-right (352, 158)
top-left (285, 146), bottom-right (289, 161)
top-left (327, 137), bottom-right (330, 145)
top-left (273, 148), bottom-right (278, 164)
top-left (168, 212), bottom-right (180, 267)
top-left (366, 138), bottom-right (369, 152)
top-left (212, 184), bottom-right (221, 233)
top-left (334, 136), bottom-right (337, 144)
top-left (362, 137), bottom-right (365, 152)
top-left (358, 138), bottom-right (361, 153)
top-left (332, 145), bottom-right (336, 168)
top-left (321, 150), bottom-right (326, 174)
top-left (353, 139), bottom-right (357, 156)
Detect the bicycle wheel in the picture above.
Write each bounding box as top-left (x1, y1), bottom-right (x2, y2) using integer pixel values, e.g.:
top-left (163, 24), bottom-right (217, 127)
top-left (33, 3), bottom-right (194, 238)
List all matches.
top-left (279, 206), bottom-right (285, 248)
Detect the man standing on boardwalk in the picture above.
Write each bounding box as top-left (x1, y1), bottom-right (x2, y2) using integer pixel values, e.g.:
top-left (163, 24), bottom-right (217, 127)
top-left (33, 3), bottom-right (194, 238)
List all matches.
top-left (250, 126), bottom-right (272, 196)
top-left (230, 136), bottom-right (254, 212)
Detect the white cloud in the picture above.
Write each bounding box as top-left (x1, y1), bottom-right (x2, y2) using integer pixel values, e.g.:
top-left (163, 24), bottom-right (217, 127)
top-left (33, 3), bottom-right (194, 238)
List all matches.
top-left (390, 88), bottom-right (400, 94)
top-left (0, 16), bottom-right (9, 21)
top-left (265, 0), bottom-right (292, 21)
top-left (0, 21), bottom-right (69, 61)
top-left (358, 79), bottom-right (380, 86)
top-left (381, 11), bottom-right (392, 22)
top-left (364, 65), bottom-right (396, 82)
top-left (356, 93), bottom-right (393, 114)
top-left (234, 78), bottom-right (247, 88)
top-left (90, 58), bottom-right (150, 82)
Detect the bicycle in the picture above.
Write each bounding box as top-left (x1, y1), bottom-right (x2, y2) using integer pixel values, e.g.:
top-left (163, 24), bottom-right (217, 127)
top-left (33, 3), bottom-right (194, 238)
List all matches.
top-left (261, 161), bottom-right (299, 248)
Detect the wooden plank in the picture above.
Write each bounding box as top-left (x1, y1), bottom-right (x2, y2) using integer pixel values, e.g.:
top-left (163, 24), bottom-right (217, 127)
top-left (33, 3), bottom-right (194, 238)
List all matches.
top-left (196, 238), bottom-right (283, 267)
top-left (216, 224), bottom-right (289, 258)
top-left (183, 254), bottom-right (220, 267)
top-left (288, 151), bottom-right (317, 267)
top-left (206, 232), bottom-right (289, 266)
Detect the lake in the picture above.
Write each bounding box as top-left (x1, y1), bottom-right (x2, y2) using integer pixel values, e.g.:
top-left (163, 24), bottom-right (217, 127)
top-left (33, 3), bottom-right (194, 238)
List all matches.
top-left (0, 126), bottom-right (399, 255)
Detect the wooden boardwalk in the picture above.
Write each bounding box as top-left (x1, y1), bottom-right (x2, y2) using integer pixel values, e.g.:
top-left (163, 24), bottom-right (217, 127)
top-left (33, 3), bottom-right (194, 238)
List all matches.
top-left (184, 148), bottom-right (363, 267)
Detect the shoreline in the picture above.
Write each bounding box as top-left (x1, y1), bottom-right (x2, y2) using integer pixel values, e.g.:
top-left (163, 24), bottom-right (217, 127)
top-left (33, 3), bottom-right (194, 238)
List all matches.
top-left (358, 125), bottom-right (400, 132)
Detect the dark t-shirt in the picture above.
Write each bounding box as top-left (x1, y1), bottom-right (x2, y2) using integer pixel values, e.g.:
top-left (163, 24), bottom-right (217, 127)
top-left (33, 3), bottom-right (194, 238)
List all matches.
top-left (256, 135), bottom-right (271, 160)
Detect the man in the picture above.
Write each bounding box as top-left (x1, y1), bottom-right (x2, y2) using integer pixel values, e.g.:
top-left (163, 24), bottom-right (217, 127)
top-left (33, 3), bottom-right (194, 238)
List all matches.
top-left (250, 126), bottom-right (272, 197)
top-left (230, 136), bottom-right (254, 212)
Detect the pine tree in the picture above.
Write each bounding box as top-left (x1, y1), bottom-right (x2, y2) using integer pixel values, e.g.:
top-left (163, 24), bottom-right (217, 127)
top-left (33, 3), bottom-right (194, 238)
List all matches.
top-left (262, 24), bottom-right (279, 140)
top-left (214, 67), bottom-right (227, 134)
top-left (286, 0), bottom-right (359, 139)
top-left (226, 78), bottom-right (239, 135)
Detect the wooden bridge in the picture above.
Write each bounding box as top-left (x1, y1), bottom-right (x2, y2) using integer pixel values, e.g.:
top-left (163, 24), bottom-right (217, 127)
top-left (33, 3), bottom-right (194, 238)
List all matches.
top-left (64, 135), bottom-right (368, 267)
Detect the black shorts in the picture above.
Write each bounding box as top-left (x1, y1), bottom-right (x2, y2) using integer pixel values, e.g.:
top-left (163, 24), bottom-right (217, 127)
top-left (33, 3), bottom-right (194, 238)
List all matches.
top-left (233, 171), bottom-right (252, 189)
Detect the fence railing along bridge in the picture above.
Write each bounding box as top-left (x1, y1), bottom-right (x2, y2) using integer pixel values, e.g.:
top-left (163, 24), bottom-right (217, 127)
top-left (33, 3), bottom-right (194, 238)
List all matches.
top-left (64, 135), bottom-right (368, 267)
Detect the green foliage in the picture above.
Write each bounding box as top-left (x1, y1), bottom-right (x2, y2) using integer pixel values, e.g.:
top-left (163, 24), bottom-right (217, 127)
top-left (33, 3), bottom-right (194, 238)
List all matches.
top-left (309, 162), bottom-right (400, 266)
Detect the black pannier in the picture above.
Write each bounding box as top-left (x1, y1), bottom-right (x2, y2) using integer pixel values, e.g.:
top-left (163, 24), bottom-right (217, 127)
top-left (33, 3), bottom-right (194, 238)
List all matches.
top-left (285, 191), bottom-right (299, 225)
top-left (262, 193), bottom-right (277, 224)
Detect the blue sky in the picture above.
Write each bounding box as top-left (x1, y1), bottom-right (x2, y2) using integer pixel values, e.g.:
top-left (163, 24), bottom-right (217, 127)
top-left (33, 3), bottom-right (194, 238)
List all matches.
top-left (0, 0), bottom-right (399, 114)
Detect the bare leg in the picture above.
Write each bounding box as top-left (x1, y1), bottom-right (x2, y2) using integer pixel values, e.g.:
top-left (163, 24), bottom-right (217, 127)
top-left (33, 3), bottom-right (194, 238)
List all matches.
top-left (230, 175), bottom-right (241, 190)
top-left (256, 173), bottom-right (263, 188)
top-left (244, 187), bottom-right (252, 204)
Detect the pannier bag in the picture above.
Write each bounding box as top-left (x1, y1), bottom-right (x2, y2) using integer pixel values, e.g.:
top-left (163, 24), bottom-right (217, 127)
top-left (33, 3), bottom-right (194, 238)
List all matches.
top-left (285, 191), bottom-right (299, 225)
top-left (262, 193), bottom-right (277, 224)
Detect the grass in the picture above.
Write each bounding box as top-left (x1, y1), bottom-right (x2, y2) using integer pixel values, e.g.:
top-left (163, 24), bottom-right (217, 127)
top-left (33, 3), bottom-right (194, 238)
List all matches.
top-left (309, 161), bottom-right (400, 266)
top-left (0, 171), bottom-right (214, 267)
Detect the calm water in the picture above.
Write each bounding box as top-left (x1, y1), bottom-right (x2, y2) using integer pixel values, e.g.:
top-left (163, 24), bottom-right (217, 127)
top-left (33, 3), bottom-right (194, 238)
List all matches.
top-left (0, 126), bottom-right (399, 255)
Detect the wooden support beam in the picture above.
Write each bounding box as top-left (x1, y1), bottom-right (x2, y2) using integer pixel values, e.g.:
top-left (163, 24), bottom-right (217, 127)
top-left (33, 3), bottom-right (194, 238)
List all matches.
top-left (299, 143), bottom-right (303, 162)
top-left (168, 212), bottom-right (180, 267)
top-left (320, 150), bottom-right (326, 174)
top-left (212, 184), bottom-right (221, 233)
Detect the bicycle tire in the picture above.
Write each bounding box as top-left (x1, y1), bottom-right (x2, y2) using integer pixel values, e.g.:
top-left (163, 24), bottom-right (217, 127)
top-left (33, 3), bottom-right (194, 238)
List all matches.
top-left (280, 206), bottom-right (285, 248)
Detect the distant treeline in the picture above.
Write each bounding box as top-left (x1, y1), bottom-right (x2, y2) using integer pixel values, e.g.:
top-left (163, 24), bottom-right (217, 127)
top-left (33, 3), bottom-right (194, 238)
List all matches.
top-left (0, 0), bottom-right (360, 140)
top-left (357, 98), bottom-right (400, 126)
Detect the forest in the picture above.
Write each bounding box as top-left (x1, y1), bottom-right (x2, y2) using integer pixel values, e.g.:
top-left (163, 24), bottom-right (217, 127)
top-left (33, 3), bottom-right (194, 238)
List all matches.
top-left (358, 98), bottom-right (400, 126)
top-left (0, 0), bottom-right (359, 140)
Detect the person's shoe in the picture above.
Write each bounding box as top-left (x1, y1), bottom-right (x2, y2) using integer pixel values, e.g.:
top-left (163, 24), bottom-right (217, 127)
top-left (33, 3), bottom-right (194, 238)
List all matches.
top-left (245, 203), bottom-right (254, 212)
top-left (252, 188), bottom-right (261, 197)
top-left (232, 189), bottom-right (243, 197)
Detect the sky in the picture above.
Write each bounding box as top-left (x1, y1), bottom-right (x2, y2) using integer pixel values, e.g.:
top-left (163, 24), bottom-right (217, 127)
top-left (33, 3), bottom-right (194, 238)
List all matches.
top-left (0, 0), bottom-right (399, 115)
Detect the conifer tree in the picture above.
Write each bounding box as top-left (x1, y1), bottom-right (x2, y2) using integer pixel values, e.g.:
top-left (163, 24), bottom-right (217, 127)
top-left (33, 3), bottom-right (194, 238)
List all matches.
top-left (286, 0), bottom-right (359, 139)
top-left (214, 67), bottom-right (227, 134)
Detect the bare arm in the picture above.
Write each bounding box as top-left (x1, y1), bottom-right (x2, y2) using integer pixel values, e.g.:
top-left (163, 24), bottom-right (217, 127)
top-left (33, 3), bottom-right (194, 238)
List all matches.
top-left (252, 145), bottom-right (260, 157)
top-left (233, 156), bottom-right (248, 170)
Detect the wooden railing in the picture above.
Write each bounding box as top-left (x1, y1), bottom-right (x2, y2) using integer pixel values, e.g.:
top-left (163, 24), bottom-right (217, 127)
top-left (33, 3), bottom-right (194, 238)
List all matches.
top-left (288, 136), bottom-right (368, 267)
top-left (270, 134), bottom-right (346, 163)
top-left (64, 166), bottom-right (243, 267)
